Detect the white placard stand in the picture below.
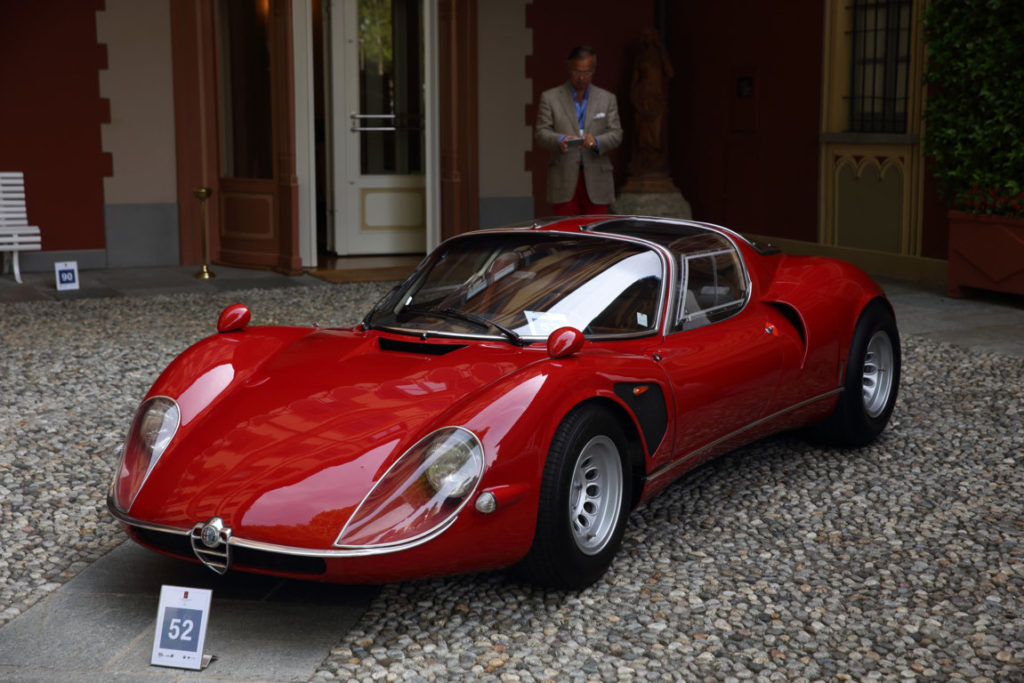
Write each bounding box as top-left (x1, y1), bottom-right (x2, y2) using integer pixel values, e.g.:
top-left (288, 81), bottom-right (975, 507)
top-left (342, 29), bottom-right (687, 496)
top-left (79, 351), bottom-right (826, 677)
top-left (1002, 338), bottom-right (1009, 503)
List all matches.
top-left (151, 585), bottom-right (214, 670)
top-left (54, 261), bottom-right (80, 291)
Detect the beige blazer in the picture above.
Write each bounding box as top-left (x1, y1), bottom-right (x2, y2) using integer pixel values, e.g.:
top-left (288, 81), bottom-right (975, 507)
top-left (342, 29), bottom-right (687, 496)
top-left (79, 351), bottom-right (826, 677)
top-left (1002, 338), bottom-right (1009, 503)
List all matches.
top-left (535, 83), bottom-right (623, 205)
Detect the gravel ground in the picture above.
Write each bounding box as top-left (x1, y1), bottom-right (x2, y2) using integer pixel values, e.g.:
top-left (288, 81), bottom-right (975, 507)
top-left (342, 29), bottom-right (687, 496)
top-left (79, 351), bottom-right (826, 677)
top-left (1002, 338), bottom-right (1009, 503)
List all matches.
top-left (312, 337), bottom-right (1024, 683)
top-left (0, 281), bottom-right (392, 628)
top-left (2, 285), bottom-right (1023, 682)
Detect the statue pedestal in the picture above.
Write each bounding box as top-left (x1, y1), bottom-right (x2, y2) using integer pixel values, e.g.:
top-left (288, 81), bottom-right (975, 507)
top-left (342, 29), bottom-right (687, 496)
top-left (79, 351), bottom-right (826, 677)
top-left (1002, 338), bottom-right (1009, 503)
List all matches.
top-left (611, 171), bottom-right (692, 219)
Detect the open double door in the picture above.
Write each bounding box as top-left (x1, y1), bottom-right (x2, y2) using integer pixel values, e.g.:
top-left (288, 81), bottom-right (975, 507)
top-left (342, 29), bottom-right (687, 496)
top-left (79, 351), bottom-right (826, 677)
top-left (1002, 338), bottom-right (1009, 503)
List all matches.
top-left (191, 0), bottom-right (430, 272)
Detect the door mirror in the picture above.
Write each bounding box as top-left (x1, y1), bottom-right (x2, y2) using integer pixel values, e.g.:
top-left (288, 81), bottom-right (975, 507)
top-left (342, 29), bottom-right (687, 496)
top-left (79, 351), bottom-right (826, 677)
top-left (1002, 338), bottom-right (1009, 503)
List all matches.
top-left (547, 327), bottom-right (585, 359)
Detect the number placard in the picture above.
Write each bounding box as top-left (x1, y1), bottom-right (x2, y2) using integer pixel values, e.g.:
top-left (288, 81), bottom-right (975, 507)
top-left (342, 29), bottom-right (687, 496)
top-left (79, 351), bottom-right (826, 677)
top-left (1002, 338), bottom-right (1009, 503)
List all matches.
top-left (54, 261), bottom-right (80, 292)
top-left (151, 585), bottom-right (212, 670)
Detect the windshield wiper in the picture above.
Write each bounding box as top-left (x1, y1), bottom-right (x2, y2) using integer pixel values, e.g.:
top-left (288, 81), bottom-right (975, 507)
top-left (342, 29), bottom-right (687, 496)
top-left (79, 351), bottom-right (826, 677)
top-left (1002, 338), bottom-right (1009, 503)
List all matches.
top-left (403, 305), bottom-right (525, 346)
top-left (360, 285), bottom-right (399, 330)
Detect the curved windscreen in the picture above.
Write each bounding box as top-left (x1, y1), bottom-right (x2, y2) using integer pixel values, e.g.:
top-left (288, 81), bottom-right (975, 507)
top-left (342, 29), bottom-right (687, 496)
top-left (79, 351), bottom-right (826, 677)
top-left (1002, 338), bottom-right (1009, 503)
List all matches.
top-left (367, 232), bottom-right (664, 341)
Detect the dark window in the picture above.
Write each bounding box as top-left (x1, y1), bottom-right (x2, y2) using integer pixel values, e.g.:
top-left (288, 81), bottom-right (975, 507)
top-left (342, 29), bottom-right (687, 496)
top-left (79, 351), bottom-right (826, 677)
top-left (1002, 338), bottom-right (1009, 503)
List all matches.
top-left (848, 0), bottom-right (912, 133)
top-left (358, 0), bottom-right (423, 174)
top-left (217, 0), bottom-right (274, 179)
top-left (673, 249), bottom-right (747, 333)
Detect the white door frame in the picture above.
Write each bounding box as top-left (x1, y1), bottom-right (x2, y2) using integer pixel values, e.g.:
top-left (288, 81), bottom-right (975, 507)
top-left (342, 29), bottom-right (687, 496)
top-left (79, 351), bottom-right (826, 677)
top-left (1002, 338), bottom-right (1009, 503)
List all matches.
top-left (422, 0), bottom-right (440, 252)
top-left (293, 0), bottom-right (318, 268)
top-left (291, 0), bottom-right (440, 265)
top-left (326, 0), bottom-right (438, 256)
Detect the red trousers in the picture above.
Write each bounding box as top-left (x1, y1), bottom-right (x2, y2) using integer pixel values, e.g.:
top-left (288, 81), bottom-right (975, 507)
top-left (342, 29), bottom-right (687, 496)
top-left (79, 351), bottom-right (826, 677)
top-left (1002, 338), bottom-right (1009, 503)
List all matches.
top-left (552, 170), bottom-right (609, 216)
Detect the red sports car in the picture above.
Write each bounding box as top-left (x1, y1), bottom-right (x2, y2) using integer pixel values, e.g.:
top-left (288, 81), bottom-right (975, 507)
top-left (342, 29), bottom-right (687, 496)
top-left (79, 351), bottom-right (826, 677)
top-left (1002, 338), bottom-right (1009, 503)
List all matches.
top-left (108, 216), bottom-right (900, 588)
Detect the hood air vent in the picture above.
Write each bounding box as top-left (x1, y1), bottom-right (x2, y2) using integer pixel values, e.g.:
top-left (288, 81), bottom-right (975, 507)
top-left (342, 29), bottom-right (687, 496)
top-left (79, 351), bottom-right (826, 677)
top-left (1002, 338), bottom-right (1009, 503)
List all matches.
top-left (378, 337), bottom-right (467, 356)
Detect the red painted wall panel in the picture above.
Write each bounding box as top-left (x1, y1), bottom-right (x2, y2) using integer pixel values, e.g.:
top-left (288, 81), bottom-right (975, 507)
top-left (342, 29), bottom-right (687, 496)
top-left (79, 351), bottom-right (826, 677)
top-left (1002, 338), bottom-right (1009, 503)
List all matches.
top-left (525, 0), bottom-right (656, 217)
top-left (0, 0), bottom-right (108, 252)
top-left (667, 1), bottom-right (823, 242)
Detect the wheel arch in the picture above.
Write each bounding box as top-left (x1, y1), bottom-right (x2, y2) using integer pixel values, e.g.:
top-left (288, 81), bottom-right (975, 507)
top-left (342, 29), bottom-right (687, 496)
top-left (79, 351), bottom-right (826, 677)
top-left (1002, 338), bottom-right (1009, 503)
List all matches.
top-left (840, 295), bottom-right (897, 367)
top-left (567, 396), bottom-right (647, 510)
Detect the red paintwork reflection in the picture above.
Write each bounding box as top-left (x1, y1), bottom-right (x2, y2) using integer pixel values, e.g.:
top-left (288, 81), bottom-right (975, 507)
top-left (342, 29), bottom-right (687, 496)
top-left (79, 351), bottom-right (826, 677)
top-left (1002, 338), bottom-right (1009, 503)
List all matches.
top-left (217, 303), bottom-right (251, 333)
top-left (114, 217), bottom-right (889, 583)
top-left (129, 329), bottom-right (532, 549)
top-left (547, 326), bottom-right (585, 358)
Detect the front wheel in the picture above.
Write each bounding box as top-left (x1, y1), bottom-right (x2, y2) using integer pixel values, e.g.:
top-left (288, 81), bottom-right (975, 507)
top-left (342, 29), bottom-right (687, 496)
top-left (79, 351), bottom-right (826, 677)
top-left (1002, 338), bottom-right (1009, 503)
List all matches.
top-left (812, 299), bottom-right (901, 447)
top-left (516, 404), bottom-right (632, 589)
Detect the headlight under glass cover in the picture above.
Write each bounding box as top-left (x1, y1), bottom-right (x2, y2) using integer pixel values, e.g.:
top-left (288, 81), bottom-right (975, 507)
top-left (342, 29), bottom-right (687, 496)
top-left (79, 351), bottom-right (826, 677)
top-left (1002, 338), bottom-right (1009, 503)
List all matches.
top-left (113, 396), bottom-right (180, 512)
top-left (335, 427), bottom-right (484, 548)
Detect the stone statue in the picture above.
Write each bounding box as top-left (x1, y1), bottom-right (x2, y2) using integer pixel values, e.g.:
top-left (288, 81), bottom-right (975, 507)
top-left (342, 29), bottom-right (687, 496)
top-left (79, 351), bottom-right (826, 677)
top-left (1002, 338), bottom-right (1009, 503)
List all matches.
top-left (611, 27), bottom-right (692, 219)
top-left (630, 27), bottom-right (674, 173)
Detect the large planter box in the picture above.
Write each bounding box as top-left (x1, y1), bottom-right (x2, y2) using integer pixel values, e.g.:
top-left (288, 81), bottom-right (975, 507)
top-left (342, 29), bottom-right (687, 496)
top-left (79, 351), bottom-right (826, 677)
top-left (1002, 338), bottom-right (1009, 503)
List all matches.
top-left (947, 210), bottom-right (1024, 298)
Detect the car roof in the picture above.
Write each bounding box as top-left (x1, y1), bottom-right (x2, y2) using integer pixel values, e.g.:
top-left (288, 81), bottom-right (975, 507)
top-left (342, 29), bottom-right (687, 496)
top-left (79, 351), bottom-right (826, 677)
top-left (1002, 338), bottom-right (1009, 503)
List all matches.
top-left (501, 215), bottom-right (779, 257)
top-left (502, 216), bottom-right (739, 255)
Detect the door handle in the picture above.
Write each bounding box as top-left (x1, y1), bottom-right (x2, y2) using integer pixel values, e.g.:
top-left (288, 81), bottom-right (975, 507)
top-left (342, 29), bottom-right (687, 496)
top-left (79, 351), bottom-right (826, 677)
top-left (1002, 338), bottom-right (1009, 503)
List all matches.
top-left (351, 114), bottom-right (394, 132)
top-left (350, 113), bottom-right (423, 133)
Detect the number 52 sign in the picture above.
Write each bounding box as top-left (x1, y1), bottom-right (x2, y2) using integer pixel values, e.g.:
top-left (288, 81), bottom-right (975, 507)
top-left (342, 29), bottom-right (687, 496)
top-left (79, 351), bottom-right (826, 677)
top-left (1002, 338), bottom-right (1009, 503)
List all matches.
top-left (151, 585), bottom-right (213, 670)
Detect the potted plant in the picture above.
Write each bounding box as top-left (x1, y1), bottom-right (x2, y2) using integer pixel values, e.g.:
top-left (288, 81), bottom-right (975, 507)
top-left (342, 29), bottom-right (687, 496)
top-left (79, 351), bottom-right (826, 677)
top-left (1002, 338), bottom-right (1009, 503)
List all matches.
top-left (922, 0), bottom-right (1024, 297)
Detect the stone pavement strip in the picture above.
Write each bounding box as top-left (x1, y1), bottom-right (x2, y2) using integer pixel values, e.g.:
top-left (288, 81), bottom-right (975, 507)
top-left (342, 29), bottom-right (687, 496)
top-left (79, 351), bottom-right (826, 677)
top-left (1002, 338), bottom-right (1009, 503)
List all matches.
top-left (0, 542), bottom-right (376, 683)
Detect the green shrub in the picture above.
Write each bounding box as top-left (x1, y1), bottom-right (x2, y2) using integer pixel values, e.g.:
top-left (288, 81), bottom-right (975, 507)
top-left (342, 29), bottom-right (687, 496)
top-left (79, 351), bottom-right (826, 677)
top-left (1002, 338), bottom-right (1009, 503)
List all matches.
top-left (923, 0), bottom-right (1024, 217)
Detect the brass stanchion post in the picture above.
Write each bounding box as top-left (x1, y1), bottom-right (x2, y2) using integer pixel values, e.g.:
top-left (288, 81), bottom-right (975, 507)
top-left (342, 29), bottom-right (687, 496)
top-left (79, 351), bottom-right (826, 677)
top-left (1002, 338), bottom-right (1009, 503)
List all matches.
top-left (193, 187), bottom-right (214, 279)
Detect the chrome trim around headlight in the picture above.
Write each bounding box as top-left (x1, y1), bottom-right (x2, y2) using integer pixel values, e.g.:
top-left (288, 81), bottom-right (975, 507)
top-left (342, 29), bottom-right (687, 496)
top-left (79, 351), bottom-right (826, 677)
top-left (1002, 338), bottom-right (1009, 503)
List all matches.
top-left (334, 426), bottom-right (485, 549)
top-left (113, 395), bottom-right (180, 512)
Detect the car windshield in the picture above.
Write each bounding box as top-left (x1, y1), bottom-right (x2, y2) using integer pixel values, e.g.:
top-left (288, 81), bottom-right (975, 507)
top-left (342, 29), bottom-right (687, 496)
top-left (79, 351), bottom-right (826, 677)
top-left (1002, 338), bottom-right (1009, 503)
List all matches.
top-left (368, 231), bottom-right (664, 342)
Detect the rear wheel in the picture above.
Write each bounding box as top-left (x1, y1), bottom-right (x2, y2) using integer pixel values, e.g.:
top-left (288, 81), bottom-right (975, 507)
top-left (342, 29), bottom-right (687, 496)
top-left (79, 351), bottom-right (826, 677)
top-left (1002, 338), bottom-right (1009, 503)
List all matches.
top-left (813, 299), bottom-right (901, 447)
top-left (516, 404), bottom-right (632, 589)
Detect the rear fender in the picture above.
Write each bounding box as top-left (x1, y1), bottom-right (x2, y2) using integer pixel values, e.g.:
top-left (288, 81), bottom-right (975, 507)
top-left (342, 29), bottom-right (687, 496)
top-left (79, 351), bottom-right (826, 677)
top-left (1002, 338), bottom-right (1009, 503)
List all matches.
top-left (760, 255), bottom-right (887, 384)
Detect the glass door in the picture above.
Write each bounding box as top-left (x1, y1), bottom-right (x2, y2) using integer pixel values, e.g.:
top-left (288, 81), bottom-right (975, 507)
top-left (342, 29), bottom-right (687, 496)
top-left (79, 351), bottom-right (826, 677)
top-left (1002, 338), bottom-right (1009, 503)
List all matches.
top-left (331, 0), bottom-right (426, 255)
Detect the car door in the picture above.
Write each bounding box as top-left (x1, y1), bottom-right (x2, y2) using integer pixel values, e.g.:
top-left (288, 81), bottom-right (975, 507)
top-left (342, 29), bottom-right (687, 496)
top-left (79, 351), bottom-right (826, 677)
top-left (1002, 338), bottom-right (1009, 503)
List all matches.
top-left (652, 248), bottom-right (789, 470)
top-left (656, 306), bottom-right (783, 466)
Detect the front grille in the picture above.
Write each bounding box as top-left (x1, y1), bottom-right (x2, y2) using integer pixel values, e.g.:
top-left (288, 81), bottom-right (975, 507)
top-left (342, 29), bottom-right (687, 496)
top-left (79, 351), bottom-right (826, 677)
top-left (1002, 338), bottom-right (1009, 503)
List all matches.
top-left (133, 526), bottom-right (327, 576)
top-left (135, 526), bottom-right (192, 557)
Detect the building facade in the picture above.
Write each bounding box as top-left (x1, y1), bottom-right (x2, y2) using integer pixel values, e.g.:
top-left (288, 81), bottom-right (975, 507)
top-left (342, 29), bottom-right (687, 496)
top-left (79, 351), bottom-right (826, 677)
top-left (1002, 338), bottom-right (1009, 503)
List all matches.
top-left (0, 0), bottom-right (949, 283)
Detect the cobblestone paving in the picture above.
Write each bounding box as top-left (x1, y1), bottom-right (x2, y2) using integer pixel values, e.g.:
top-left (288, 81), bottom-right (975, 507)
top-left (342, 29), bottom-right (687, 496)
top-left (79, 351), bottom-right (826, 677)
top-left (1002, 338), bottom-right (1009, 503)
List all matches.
top-left (0, 283), bottom-right (390, 628)
top-left (311, 331), bottom-right (1024, 681)
top-left (2, 286), bottom-right (1022, 681)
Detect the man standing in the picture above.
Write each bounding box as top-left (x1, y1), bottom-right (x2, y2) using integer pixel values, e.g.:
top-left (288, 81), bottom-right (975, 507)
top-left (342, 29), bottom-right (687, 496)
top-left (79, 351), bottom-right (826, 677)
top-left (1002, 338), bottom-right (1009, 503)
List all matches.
top-left (535, 46), bottom-right (623, 215)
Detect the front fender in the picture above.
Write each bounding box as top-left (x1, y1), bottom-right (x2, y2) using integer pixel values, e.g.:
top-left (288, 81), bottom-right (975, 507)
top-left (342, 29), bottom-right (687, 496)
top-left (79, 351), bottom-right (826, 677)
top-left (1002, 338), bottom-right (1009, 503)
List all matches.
top-left (425, 345), bottom-right (669, 563)
top-left (144, 326), bottom-right (316, 420)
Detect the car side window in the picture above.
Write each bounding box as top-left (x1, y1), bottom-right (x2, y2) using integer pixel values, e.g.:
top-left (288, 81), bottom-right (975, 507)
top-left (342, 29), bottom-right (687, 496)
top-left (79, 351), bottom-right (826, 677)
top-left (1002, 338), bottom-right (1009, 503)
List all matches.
top-left (672, 248), bottom-right (748, 332)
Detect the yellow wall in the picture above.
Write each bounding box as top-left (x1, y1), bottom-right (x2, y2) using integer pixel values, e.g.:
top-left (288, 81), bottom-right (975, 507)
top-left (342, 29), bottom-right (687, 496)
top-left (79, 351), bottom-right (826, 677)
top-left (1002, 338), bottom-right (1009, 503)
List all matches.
top-left (476, 0), bottom-right (532, 200)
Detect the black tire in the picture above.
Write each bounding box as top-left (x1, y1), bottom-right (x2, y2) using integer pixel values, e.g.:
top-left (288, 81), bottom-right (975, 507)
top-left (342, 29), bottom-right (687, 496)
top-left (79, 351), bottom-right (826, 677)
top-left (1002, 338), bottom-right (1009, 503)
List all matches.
top-left (516, 404), bottom-right (632, 589)
top-left (812, 299), bottom-right (901, 447)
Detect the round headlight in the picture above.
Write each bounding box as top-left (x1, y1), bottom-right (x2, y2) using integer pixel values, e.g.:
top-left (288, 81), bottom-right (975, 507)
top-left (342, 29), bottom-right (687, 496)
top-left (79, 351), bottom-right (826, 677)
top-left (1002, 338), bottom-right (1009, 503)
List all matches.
top-left (113, 396), bottom-right (180, 511)
top-left (335, 427), bottom-right (484, 548)
top-left (424, 433), bottom-right (482, 498)
top-left (138, 399), bottom-right (178, 454)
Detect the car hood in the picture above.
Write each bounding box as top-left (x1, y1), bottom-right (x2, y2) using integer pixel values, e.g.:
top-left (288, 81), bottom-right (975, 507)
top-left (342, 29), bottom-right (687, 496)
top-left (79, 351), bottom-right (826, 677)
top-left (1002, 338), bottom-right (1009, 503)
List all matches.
top-left (128, 328), bottom-right (532, 548)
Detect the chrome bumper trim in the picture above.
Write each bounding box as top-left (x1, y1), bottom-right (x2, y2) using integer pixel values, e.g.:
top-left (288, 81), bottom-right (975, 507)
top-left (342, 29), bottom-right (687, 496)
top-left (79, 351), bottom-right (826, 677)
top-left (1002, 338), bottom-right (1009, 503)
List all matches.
top-left (106, 492), bottom-right (454, 559)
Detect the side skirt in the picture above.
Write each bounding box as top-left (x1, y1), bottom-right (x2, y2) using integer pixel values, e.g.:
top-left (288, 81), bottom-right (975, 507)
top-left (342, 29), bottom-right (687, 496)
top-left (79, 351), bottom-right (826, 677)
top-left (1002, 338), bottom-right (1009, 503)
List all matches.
top-left (643, 387), bottom-right (842, 488)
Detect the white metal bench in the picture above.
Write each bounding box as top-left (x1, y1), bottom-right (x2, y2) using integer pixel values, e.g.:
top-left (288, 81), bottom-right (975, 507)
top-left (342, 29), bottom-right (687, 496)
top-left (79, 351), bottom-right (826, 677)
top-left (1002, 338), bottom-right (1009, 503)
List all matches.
top-left (0, 172), bottom-right (42, 283)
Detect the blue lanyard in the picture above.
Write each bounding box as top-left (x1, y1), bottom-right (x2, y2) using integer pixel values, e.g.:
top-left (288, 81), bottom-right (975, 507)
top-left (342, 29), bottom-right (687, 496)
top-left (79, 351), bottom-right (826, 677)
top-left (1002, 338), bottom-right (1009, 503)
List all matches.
top-left (573, 85), bottom-right (589, 134)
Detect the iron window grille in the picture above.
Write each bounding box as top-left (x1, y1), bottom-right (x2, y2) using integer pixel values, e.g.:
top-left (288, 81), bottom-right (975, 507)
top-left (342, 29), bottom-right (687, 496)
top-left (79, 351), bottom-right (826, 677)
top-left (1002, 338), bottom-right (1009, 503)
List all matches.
top-left (848, 0), bottom-right (913, 134)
